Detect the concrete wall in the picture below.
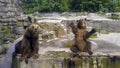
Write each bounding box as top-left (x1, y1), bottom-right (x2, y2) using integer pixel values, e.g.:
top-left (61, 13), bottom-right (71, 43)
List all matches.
top-left (12, 52), bottom-right (120, 68)
top-left (87, 20), bottom-right (120, 32)
top-left (63, 20), bottom-right (120, 33)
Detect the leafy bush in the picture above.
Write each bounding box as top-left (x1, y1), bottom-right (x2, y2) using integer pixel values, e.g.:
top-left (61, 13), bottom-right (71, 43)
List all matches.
top-left (20, 0), bottom-right (120, 14)
top-left (108, 13), bottom-right (120, 20)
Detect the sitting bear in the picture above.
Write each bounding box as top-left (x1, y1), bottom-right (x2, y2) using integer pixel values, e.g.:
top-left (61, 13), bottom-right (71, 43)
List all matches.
top-left (70, 19), bottom-right (96, 55)
top-left (13, 23), bottom-right (42, 63)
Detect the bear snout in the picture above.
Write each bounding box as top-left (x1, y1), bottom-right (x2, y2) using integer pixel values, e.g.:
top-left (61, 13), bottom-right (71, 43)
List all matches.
top-left (33, 28), bottom-right (38, 32)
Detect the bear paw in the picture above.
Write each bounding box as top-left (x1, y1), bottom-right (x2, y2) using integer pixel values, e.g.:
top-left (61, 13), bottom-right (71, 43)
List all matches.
top-left (88, 51), bottom-right (93, 55)
top-left (90, 28), bottom-right (96, 33)
top-left (33, 54), bottom-right (39, 59)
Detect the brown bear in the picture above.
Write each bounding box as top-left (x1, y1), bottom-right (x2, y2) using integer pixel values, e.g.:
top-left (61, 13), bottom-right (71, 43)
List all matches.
top-left (13, 23), bottom-right (42, 63)
top-left (70, 19), bottom-right (96, 55)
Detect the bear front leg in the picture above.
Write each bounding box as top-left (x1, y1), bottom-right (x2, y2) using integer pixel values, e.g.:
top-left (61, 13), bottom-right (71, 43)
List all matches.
top-left (20, 47), bottom-right (28, 62)
top-left (86, 28), bottom-right (96, 39)
top-left (90, 28), bottom-right (96, 34)
top-left (32, 45), bottom-right (39, 59)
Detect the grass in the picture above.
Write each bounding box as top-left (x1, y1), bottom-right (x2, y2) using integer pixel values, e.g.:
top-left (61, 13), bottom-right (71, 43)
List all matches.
top-left (90, 34), bottom-right (98, 38)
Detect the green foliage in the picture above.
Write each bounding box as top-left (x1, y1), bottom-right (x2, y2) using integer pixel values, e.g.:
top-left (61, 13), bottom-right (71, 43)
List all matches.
top-left (21, 0), bottom-right (120, 14)
top-left (108, 13), bottom-right (120, 20)
top-left (97, 11), bottom-right (104, 15)
top-left (1, 26), bottom-right (9, 36)
top-left (0, 26), bottom-right (9, 44)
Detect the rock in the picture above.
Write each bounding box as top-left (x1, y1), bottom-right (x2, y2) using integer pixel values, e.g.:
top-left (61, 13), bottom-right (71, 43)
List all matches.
top-left (90, 41), bottom-right (98, 51)
top-left (2, 38), bottom-right (10, 44)
top-left (1, 43), bottom-right (12, 54)
top-left (0, 45), bottom-right (3, 54)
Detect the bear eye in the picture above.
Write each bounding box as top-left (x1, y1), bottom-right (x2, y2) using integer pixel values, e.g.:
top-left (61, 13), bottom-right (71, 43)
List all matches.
top-left (32, 26), bottom-right (34, 28)
top-left (37, 26), bottom-right (39, 29)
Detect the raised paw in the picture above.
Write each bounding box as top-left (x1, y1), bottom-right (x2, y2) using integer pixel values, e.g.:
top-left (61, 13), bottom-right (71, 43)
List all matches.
top-left (90, 28), bottom-right (96, 33)
top-left (88, 51), bottom-right (93, 55)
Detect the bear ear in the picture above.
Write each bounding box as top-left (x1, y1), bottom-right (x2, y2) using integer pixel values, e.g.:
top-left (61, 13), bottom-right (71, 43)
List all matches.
top-left (84, 18), bottom-right (87, 21)
top-left (77, 19), bottom-right (81, 22)
top-left (39, 24), bottom-right (41, 27)
top-left (76, 20), bottom-right (79, 22)
top-left (27, 23), bottom-right (31, 27)
top-left (81, 19), bottom-right (84, 22)
top-left (84, 18), bottom-right (88, 21)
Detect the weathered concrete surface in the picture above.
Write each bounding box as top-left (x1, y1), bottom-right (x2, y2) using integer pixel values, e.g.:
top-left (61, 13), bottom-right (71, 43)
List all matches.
top-left (92, 33), bottom-right (120, 56)
top-left (92, 39), bottom-right (120, 56)
top-left (87, 20), bottom-right (120, 32)
top-left (1, 33), bottom-right (120, 68)
top-left (37, 13), bottom-right (120, 33)
top-left (12, 51), bottom-right (120, 68)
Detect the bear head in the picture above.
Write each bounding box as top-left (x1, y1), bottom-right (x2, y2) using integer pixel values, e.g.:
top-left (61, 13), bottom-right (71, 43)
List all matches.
top-left (27, 23), bottom-right (42, 34)
top-left (77, 19), bottom-right (87, 29)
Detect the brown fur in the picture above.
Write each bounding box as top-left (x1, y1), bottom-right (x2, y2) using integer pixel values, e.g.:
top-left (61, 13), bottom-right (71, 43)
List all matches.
top-left (70, 19), bottom-right (95, 55)
top-left (13, 23), bottom-right (42, 63)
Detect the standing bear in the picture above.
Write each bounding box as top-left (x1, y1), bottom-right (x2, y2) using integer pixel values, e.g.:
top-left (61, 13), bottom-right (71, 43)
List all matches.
top-left (13, 23), bottom-right (42, 63)
top-left (70, 19), bottom-right (96, 55)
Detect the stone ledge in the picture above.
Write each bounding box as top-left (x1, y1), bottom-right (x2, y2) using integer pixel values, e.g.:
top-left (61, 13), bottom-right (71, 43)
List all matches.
top-left (12, 51), bottom-right (120, 68)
